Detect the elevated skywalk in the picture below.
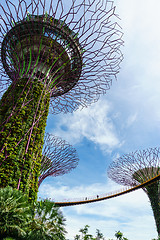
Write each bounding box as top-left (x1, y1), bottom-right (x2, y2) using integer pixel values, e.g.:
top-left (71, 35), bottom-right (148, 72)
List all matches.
top-left (54, 174), bottom-right (160, 207)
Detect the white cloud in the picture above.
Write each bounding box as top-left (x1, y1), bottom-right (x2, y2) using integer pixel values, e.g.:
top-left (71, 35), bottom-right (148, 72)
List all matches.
top-left (51, 99), bottom-right (121, 152)
top-left (126, 113), bottom-right (137, 128)
top-left (102, 0), bottom-right (160, 142)
top-left (114, 0), bottom-right (160, 102)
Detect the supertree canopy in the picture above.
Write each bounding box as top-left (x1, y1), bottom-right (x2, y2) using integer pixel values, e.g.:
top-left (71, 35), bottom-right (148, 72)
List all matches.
top-left (0, 0), bottom-right (123, 201)
top-left (108, 147), bottom-right (160, 235)
top-left (39, 133), bottom-right (79, 187)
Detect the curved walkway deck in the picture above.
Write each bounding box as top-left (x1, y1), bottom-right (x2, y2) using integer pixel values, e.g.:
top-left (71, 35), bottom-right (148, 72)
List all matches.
top-left (54, 174), bottom-right (160, 207)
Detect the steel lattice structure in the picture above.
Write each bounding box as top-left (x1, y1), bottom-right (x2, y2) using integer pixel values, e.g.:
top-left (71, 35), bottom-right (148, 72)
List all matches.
top-left (39, 133), bottom-right (79, 187)
top-left (107, 147), bottom-right (160, 235)
top-left (0, 0), bottom-right (123, 200)
top-left (0, 0), bottom-right (123, 113)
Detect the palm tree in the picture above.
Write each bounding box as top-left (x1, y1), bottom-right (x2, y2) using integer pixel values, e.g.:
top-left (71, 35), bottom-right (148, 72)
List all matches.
top-left (95, 229), bottom-right (105, 240)
top-left (79, 225), bottom-right (90, 239)
top-left (27, 199), bottom-right (66, 240)
top-left (0, 186), bottom-right (33, 239)
top-left (74, 235), bottom-right (81, 240)
top-left (78, 225), bottom-right (95, 240)
top-left (115, 231), bottom-right (128, 240)
top-left (0, 187), bottom-right (66, 239)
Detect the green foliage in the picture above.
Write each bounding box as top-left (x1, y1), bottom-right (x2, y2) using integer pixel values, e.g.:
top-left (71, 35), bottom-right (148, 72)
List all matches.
top-left (74, 227), bottom-right (130, 240)
top-left (0, 186), bottom-right (33, 239)
top-left (0, 187), bottom-right (66, 240)
top-left (96, 229), bottom-right (105, 239)
top-left (114, 231), bottom-right (128, 240)
top-left (27, 199), bottom-right (66, 240)
top-left (0, 78), bottom-right (50, 201)
top-left (74, 225), bottom-right (105, 240)
top-left (3, 238), bottom-right (16, 240)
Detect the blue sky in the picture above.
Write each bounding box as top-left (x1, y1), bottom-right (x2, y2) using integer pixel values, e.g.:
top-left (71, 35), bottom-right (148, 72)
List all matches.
top-left (39, 0), bottom-right (160, 239)
top-left (0, 0), bottom-right (160, 239)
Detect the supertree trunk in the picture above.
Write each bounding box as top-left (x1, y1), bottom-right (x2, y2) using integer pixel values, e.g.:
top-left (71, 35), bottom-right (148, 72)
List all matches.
top-left (0, 77), bottom-right (50, 201)
top-left (146, 182), bottom-right (160, 235)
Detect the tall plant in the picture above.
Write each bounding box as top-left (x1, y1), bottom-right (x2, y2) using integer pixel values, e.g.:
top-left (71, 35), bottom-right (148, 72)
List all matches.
top-left (0, 186), bottom-right (33, 239)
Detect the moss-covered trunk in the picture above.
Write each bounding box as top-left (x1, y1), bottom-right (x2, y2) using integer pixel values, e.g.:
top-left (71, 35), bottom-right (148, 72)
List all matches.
top-left (0, 78), bottom-right (50, 201)
top-left (146, 181), bottom-right (160, 236)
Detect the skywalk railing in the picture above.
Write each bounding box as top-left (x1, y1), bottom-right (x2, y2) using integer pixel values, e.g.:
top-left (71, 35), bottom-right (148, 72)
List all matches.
top-left (53, 173), bottom-right (160, 207)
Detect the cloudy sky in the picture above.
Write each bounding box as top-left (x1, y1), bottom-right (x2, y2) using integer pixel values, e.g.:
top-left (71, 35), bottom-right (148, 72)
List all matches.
top-left (39, 0), bottom-right (160, 239)
top-left (2, 0), bottom-right (158, 239)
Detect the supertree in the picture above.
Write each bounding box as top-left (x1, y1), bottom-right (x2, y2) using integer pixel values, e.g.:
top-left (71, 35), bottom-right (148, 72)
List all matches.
top-left (39, 133), bottom-right (79, 187)
top-left (107, 147), bottom-right (160, 236)
top-left (0, 0), bottom-right (123, 200)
